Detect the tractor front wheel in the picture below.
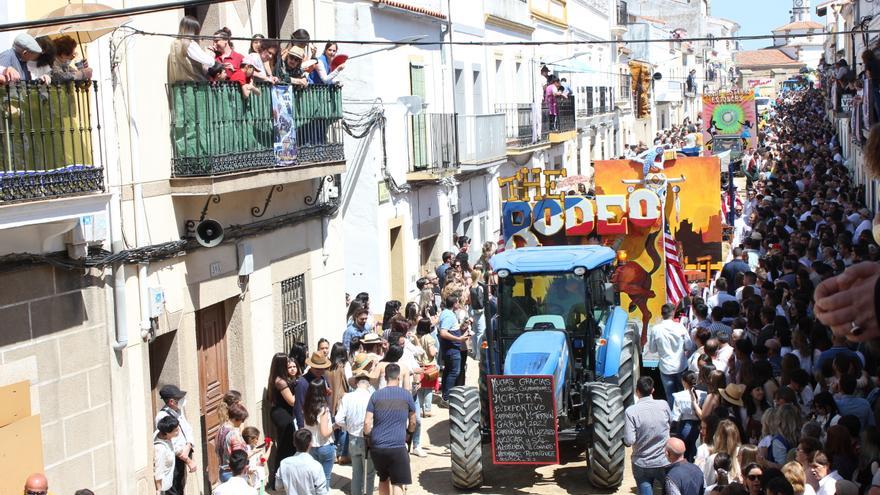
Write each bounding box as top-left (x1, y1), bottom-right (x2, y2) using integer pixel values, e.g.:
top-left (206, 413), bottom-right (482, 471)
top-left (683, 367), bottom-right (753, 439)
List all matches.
top-left (449, 386), bottom-right (483, 489)
top-left (587, 382), bottom-right (625, 489)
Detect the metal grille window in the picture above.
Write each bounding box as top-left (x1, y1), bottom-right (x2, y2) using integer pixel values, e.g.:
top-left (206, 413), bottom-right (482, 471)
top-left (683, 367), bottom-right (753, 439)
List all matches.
top-left (281, 274), bottom-right (308, 353)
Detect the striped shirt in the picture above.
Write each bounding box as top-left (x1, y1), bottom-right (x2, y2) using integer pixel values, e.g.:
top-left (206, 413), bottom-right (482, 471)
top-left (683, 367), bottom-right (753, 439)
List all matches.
top-left (367, 386), bottom-right (415, 449)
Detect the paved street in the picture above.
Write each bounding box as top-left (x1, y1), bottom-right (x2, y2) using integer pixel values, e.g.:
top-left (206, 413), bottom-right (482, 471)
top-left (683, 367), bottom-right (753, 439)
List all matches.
top-left (285, 357), bottom-right (639, 495)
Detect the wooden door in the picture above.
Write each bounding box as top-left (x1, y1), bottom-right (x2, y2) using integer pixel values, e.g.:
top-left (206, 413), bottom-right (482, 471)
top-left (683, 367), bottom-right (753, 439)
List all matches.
top-left (196, 302), bottom-right (229, 488)
top-left (390, 226), bottom-right (405, 304)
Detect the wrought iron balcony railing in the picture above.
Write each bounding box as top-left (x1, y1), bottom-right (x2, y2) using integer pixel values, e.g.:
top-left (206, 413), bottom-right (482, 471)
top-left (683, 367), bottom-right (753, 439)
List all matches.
top-left (495, 103), bottom-right (549, 147)
top-left (168, 82), bottom-right (344, 177)
top-left (409, 112), bottom-right (458, 173)
top-left (0, 81), bottom-right (104, 202)
top-left (542, 98), bottom-right (576, 133)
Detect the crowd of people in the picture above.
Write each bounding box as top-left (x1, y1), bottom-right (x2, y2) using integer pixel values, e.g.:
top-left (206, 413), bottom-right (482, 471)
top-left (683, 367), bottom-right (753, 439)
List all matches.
top-left (152, 235), bottom-right (493, 495)
top-left (168, 16), bottom-right (346, 98)
top-left (0, 33), bottom-right (93, 85)
top-left (629, 87), bottom-right (880, 495)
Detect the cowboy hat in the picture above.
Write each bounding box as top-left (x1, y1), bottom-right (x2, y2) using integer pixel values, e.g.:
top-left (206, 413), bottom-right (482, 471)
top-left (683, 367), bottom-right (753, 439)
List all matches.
top-left (718, 383), bottom-right (745, 407)
top-left (305, 351), bottom-right (331, 370)
top-left (361, 333), bottom-right (382, 345)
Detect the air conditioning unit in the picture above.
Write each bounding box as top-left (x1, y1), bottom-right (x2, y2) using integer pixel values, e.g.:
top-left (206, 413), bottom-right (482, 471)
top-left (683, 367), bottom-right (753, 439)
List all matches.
top-left (65, 212), bottom-right (108, 259)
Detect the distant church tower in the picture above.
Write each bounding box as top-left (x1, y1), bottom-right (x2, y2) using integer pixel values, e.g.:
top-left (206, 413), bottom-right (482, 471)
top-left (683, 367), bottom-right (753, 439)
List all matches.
top-left (792, 0), bottom-right (810, 22)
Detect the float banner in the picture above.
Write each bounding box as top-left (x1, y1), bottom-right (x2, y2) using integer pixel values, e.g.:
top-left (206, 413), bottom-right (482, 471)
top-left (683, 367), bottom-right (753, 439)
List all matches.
top-left (594, 157), bottom-right (722, 342)
top-left (702, 90), bottom-right (758, 151)
top-left (271, 85), bottom-right (297, 166)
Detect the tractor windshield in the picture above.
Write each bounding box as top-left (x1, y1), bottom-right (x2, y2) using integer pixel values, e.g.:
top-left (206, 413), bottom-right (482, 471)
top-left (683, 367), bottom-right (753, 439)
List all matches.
top-left (497, 272), bottom-right (587, 336)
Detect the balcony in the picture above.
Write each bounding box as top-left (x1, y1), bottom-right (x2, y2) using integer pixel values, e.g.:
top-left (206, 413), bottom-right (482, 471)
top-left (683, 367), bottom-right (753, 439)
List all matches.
top-left (456, 114), bottom-right (506, 170)
top-left (168, 82), bottom-right (344, 192)
top-left (543, 98), bottom-right (576, 142)
top-left (485, 0), bottom-right (533, 34)
top-left (407, 112), bottom-right (458, 181)
top-left (612, 0), bottom-right (629, 35)
top-left (0, 81), bottom-right (104, 203)
top-left (496, 103), bottom-right (550, 154)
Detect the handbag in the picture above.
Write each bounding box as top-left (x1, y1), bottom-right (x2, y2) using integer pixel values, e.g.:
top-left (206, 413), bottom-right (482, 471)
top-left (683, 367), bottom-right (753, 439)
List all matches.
top-left (422, 364), bottom-right (439, 382)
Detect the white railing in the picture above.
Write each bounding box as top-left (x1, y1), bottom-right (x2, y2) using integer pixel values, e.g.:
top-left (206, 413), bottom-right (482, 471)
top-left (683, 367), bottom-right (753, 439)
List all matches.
top-left (457, 114), bottom-right (506, 165)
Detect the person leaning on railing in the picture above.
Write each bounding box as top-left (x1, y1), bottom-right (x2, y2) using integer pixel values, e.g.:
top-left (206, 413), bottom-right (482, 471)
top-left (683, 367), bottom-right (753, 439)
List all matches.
top-left (274, 45), bottom-right (309, 87)
top-left (0, 33), bottom-right (47, 84)
top-left (51, 35), bottom-right (93, 83)
top-left (167, 15), bottom-right (225, 83)
top-left (230, 53), bottom-right (263, 99)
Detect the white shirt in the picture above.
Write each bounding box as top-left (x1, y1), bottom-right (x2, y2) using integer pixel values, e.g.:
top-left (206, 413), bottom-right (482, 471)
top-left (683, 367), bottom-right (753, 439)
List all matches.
top-left (854, 218), bottom-right (872, 243)
top-left (707, 291), bottom-right (737, 310)
top-left (648, 319), bottom-right (690, 375)
top-left (713, 344), bottom-right (734, 373)
top-left (671, 388), bottom-right (706, 422)
top-left (735, 284), bottom-right (762, 301)
top-left (817, 471), bottom-right (843, 495)
top-left (335, 386), bottom-right (372, 437)
top-left (213, 476), bottom-right (256, 495)
top-left (276, 452), bottom-right (328, 495)
top-left (153, 437), bottom-right (176, 491)
top-left (155, 405), bottom-right (194, 454)
top-left (304, 407), bottom-right (334, 448)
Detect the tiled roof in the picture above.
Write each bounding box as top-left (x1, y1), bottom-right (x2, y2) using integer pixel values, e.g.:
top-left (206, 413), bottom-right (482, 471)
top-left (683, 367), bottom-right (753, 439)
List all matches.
top-left (772, 20), bottom-right (823, 31)
top-left (638, 15), bottom-right (667, 25)
top-left (372, 0), bottom-right (447, 20)
top-left (734, 48), bottom-right (806, 68)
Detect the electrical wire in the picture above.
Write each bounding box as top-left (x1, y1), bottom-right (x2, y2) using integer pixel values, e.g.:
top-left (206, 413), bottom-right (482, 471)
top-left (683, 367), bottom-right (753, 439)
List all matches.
top-left (121, 25), bottom-right (871, 47)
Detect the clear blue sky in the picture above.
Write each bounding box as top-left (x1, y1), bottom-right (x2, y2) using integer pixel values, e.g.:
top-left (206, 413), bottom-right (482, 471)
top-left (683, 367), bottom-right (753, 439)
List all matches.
top-left (712, 1), bottom-right (798, 50)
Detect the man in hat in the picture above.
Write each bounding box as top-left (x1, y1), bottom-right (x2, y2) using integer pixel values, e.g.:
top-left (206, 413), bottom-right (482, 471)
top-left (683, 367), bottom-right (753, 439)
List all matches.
top-left (294, 352), bottom-right (331, 429)
top-left (275, 45), bottom-right (308, 87)
top-left (154, 384), bottom-right (196, 495)
top-left (0, 34), bottom-right (46, 83)
top-left (335, 357), bottom-right (376, 495)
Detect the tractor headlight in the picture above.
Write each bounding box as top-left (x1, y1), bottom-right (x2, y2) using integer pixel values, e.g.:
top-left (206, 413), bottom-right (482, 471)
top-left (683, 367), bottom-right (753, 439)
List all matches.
top-left (497, 269), bottom-right (510, 278)
top-left (573, 266), bottom-right (586, 276)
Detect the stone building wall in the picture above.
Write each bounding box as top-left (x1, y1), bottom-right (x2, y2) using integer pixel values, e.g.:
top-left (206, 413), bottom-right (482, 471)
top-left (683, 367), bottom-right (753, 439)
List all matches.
top-left (0, 265), bottom-right (115, 494)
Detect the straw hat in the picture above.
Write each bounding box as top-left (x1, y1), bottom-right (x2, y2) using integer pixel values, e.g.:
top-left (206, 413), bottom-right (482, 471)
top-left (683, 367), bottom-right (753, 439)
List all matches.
top-left (348, 352), bottom-right (374, 387)
top-left (305, 351), bottom-right (331, 370)
top-left (718, 383), bottom-right (745, 407)
top-left (361, 333), bottom-right (382, 345)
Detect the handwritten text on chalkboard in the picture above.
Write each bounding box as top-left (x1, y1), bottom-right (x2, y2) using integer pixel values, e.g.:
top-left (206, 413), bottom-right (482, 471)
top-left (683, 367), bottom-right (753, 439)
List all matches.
top-left (488, 375), bottom-right (559, 465)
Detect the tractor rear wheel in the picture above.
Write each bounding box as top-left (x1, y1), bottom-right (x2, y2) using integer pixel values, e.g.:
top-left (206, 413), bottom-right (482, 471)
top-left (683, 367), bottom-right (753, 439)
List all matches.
top-left (618, 321), bottom-right (640, 409)
top-left (449, 386), bottom-right (483, 489)
top-left (587, 383), bottom-right (625, 489)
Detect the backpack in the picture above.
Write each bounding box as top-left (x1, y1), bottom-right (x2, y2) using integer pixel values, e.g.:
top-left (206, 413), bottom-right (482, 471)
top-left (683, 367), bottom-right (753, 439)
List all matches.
top-left (470, 283), bottom-right (484, 311)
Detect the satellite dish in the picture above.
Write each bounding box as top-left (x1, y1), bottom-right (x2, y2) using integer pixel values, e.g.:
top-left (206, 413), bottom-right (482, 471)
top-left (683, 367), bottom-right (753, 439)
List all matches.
top-left (398, 95), bottom-right (424, 115)
top-left (653, 72), bottom-right (663, 80)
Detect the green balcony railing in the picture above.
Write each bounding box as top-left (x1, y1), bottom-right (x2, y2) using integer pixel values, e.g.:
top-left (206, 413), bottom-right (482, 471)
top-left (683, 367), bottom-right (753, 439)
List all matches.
top-left (168, 82), bottom-right (344, 177)
top-left (0, 81), bottom-right (104, 202)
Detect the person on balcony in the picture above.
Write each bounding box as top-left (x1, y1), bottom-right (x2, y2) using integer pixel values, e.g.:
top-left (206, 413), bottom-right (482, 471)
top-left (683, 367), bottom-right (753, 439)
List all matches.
top-left (25, 36), bottom-right (54, 84)
top-left (231, 54), bottom-right (263, 99)
top-left (276, 46), bottom-right (309, 87)
top-left (309, 42), bottom-right (346, 86)
top-left (0, 33), bottom-right (45, 83)
top-left (544, 75), bottom-right (562, 132)
top-left (167, 16), bottom-right (222, 83)
top-left (51, 36), bottom-right (93, 83)
top-left (212, 27), bottom-right (243, 80)
top-left (254, 40), bottom-right (280, 83)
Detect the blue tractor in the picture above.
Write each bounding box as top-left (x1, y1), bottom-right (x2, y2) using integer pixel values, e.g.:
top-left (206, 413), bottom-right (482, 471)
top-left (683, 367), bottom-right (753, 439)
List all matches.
top-left (448, 245), bottom-right (639, 489)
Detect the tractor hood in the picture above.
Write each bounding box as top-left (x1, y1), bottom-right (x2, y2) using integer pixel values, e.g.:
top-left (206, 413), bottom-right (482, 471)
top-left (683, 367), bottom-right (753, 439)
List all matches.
top-left (503, 330), bottom-right (569, 412)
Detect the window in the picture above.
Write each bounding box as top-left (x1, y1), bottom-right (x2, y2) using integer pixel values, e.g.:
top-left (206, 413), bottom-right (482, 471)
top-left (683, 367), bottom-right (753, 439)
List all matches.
top-left (281, 274), bottom-right (308, 352)
top-left (410, 63), bottom-right (428, 170)
top-left (587, 86), bottom-right (594, 115)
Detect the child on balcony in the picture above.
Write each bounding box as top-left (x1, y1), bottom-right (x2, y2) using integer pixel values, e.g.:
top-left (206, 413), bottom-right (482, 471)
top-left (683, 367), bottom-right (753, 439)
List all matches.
top-left (231, 53), bottom-right (262, 99)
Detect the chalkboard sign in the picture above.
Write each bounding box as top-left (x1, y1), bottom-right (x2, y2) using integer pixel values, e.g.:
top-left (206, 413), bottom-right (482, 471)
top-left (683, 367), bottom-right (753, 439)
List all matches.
top-left (487, 375), bottom-right (559, 465)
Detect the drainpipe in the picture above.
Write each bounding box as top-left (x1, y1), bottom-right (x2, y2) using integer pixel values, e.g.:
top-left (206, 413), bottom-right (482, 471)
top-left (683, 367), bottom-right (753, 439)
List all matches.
top-left (124, 33), bottom-right (152, 341)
